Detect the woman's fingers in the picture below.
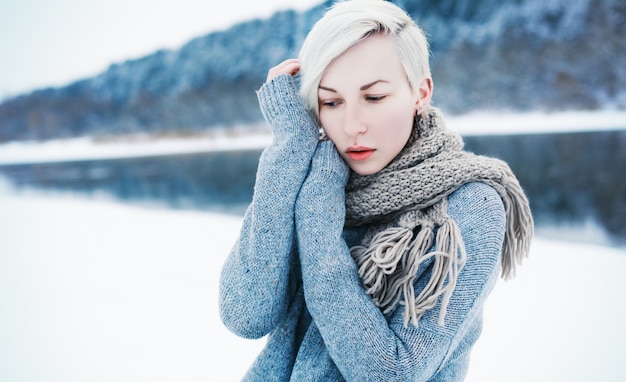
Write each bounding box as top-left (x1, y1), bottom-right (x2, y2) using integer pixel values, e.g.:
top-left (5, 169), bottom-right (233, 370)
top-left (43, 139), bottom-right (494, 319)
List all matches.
top-left (267, 58), bottom-right (301, 82)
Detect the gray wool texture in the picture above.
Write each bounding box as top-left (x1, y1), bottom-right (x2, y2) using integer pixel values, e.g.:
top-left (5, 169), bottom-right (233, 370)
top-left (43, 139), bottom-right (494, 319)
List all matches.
top-left (345, 107), bottom-right (534, 327)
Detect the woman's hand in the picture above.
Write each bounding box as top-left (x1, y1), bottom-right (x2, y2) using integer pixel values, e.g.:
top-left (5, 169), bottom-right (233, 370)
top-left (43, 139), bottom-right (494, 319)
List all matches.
top-left (267, 58), bottom-right (301, 82)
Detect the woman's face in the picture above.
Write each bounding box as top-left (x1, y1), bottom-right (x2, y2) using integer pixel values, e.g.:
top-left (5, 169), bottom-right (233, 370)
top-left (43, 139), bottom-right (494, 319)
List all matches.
top-left (318, 34), bottom-right (429, 175)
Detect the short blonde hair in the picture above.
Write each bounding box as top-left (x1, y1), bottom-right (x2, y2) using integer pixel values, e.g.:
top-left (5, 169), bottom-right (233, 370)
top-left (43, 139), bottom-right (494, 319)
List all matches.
top-left (298, 0), bottom-right (431, 119)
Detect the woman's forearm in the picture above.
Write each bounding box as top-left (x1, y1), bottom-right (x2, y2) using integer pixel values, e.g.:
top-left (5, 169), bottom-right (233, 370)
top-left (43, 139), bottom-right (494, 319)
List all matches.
top-left (219, 75), bottom-right (319, 339)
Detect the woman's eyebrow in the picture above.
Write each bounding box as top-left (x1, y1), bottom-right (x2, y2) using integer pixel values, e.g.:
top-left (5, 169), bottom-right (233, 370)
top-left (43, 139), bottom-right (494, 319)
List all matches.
top-left (360, 79), bottom-right (388, 91)
top-left (318, 85), bottom-right (337, 93)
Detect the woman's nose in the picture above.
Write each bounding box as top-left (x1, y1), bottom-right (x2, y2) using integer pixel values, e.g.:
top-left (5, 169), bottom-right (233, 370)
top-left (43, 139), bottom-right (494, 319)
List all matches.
top-left (343, 104), bottom-right (367, 136)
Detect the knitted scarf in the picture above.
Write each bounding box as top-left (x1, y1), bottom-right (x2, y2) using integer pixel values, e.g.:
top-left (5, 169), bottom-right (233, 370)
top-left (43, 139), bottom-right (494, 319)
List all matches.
top-left (345, 107), bottom-right (534, 327)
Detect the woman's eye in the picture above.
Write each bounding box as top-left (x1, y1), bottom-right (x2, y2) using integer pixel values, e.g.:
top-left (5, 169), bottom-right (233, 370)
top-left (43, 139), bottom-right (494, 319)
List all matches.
top-left (321, 100), bottom-right (341, 108)
top-left (365, 95), bottom-right (386, 102)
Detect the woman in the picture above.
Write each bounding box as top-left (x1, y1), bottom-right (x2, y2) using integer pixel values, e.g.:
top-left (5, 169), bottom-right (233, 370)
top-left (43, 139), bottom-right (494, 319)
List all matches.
top-left (219, 1), bottom-right (533, 380)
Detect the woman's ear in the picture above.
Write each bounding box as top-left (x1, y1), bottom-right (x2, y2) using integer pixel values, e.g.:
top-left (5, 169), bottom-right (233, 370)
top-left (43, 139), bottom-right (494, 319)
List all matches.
top-left (414, 77), bottom-right (433, 114)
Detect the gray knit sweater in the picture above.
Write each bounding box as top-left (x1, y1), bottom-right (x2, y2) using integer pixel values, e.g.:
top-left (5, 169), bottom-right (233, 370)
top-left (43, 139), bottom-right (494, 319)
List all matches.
top-left (218, 75), bottom-right (506, 381)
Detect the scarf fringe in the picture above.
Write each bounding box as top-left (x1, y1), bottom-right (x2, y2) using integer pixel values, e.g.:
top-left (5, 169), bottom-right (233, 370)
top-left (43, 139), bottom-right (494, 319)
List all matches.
top-left (497, 171), bottom-right (535, 280)
top-left (351, 216), bottom-right (467, 327)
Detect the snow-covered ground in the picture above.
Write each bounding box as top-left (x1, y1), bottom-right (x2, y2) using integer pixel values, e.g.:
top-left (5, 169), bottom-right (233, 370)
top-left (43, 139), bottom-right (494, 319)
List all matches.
top-left (0, 182), bottom-right (625, 381)
top-left (0, 184), bottom-right (264, 382)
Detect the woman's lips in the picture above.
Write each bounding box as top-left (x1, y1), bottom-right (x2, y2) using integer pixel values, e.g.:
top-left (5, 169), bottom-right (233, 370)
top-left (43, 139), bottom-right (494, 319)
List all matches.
top-left (346, 146), bottom-right (375, 161)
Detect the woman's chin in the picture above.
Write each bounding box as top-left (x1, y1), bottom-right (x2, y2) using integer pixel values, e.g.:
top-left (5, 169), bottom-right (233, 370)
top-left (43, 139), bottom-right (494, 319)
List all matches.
top-left (348, 162), bottom-right (383, 176)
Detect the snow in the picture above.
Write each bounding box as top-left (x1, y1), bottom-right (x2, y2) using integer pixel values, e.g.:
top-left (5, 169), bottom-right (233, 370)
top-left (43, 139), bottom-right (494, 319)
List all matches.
top-left (446, 109), bottom-right (626, 135)
top-left (0, 185), bottom-right (264, 381)
top-left (0, 110), bottom-right (624, 165)
top-left (0, 184), bottom-right (625, 381)
top-left (0, 129), bottom-right (273, 165)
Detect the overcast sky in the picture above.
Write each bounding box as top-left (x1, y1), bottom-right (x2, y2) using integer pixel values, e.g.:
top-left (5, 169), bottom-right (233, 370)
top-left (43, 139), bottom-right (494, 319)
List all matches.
top-left (0, 0), bottom-right (322, 99)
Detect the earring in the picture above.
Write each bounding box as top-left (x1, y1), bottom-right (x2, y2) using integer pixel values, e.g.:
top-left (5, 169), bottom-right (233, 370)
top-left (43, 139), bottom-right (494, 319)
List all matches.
top-left (318, 126), bottom-right (328, 141)
top-left (414, 112), bottom-right (421, 138)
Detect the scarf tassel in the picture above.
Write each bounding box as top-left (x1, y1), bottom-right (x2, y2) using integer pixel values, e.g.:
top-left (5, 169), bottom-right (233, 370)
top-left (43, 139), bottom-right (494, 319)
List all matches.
top-left (404, 218), bottom-right (467, 326)
top-left (498, 174), bottom-right (534, 280)
top-left (351, 227), bottom-right (416, 311)
top-left (351, 217), bottom-right (467, 327)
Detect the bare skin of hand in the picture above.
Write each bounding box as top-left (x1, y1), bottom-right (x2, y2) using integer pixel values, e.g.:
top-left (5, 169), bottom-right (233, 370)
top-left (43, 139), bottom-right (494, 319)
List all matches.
top-left (266, 58), bottom-right (301, 82)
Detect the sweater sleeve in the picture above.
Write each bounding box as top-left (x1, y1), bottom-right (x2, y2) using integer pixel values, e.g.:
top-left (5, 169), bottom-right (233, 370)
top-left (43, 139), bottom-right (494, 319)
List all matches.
top-left (219, 74), bottom-right (319, 339)
top-left (294, 142), bottom-right (506, 381)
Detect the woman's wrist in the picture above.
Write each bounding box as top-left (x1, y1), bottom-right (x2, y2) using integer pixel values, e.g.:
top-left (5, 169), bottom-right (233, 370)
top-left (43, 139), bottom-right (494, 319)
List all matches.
top-left (307, 140), bottom-right (349, 184)
top-left (257, 75), bottom-right (319, 142)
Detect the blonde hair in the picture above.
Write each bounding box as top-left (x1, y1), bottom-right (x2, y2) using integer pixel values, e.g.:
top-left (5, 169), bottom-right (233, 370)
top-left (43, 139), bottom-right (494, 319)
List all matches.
top-left (298, 0), bottom-right (431, 119)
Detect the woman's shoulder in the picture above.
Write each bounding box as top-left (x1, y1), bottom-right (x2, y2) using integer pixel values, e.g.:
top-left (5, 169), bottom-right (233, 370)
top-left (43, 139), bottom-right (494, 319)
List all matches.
top-left (448, 181), bottom-right (504, 211)
top-left (447, 182), bottom-right (506, 239)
